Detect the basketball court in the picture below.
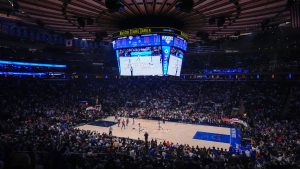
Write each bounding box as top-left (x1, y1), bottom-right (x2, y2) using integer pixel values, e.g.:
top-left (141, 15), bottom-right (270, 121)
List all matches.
top-left (76, 116), bottom-right (240, 150)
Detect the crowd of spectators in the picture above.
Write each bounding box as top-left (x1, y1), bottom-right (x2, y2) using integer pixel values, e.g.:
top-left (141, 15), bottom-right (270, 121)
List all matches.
top-left (0, 78), bottom-right (299, 169)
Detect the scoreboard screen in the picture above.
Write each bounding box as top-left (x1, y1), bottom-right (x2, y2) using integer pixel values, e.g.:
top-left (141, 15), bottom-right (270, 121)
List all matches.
top-left (173, 36), bottom-right (187, 51)
top-left (167, 47), bottom-right (184, 76)
top-left (113, 28), bottom-right (187, 76)
top-left (117, 46), bottom-right (163, 76)
top-left (113, 34), bottom-right (161, 49)
top-left (113, 34), bottom-right (187, 51)
top-left (161, 35), bottom-right (174, 46)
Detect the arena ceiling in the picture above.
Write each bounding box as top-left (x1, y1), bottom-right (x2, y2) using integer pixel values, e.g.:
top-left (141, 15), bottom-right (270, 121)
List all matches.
top-left (0, 0), bottom-right (291, 43)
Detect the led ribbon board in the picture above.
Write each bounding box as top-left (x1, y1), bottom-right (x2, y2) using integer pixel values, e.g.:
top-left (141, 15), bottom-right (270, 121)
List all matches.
top-left (0, 72), bottom-right (46, 76)
top-left (162, 46), bottom-right (170, 75)
top-left (0, 60), bottom-right (67, 68)
top-left (112, 27), bottom-right (188, 40)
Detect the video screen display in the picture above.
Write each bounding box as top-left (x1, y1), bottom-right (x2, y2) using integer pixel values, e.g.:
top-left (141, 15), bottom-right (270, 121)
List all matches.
top-left (161, 35), bottom-right (174, 46)
top-left (167, 47), bottom-right (183, 76)
top-left (117, 46), bottom-right (163, 76)
top-left (113, 33), bottom-right (187, 76)
top-left (113, 34), bottom-right (187, 51)
top-left (173, 36), bottom-right (187, 51)
top-left (113, 34), bottom-right (161, 49)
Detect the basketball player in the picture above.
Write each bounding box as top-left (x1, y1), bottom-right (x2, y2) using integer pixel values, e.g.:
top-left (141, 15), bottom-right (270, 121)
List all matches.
top-left (175, 60), bottom-right (179, 76)
top-left (138, 123), bottom-right (141, 133)
top-left (158, 120), bottom-right (161, 130)
top-left (117, 118), bottom-right (121, 127)
top-left (160, 55), bottom-right (162, 63)
top-left (162, 116), bottom-right (165, 124)
top-left (132, 117), bottom-right (135, 125)
top-left (136, 54), bottom-right (141, 61)
top-left (130, 66), bottom-right (133, 76)
top-left (127, 58), bottom-right (131, 68)
top-left (121, 119), bottom-right (126, 130)
top-left (109, 126), bottom-right (113, 136)
top-left (126, 118), bottom-right (129, 126)
top-left (149, 53), bottom-right (153, 65)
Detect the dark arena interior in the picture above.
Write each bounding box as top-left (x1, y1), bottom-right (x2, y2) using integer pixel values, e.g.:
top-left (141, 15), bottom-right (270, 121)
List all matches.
top-left (1, 0), bottom-right (300, 169)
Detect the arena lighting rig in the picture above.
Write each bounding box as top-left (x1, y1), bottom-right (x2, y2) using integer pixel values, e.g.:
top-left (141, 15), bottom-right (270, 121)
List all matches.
top-left (112, 27), bottom-right (188, 76)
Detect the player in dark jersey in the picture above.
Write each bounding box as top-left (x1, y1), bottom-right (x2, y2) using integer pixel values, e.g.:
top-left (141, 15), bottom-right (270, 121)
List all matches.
top-left (130, 66), bottom-right (133, 76)
top-left (117, 118), bottom-right (121, 127)
top-left (121, 119), bottom-right (126, 130)
top-left (109, 126), bottom-right (113, 136)
top-left (158, 120), bottom-right (162, 130)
